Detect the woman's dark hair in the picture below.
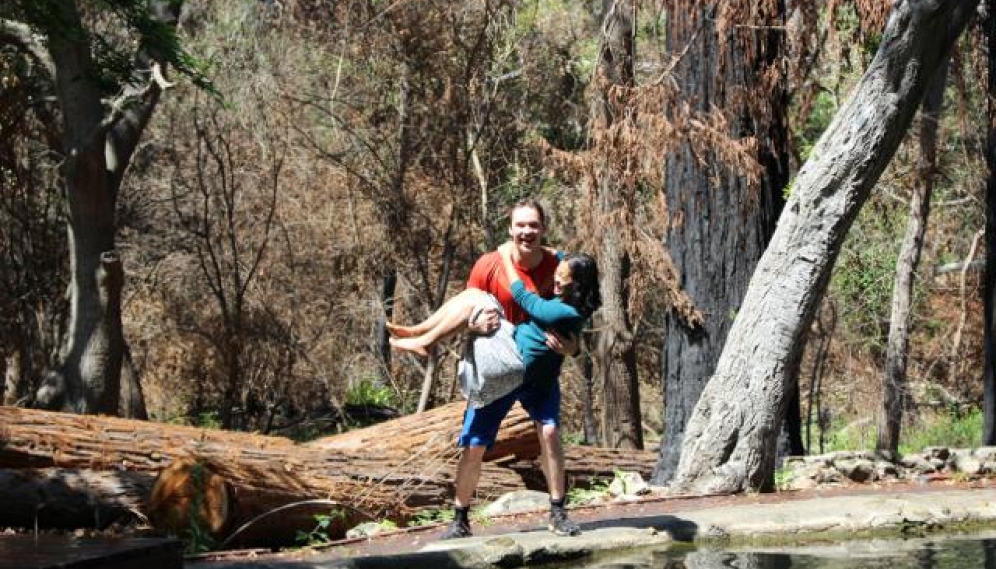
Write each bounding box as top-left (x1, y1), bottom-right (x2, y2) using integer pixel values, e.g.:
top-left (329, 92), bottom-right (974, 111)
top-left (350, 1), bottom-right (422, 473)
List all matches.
top-left (562, 253), bottom-right (601, 319)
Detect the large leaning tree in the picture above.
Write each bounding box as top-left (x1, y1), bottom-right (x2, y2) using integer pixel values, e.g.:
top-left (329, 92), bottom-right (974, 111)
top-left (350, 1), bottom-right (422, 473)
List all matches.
top-left (0, 0), bottom-right (206, 414)
top-left (671, 0), bottom-right (980, 494)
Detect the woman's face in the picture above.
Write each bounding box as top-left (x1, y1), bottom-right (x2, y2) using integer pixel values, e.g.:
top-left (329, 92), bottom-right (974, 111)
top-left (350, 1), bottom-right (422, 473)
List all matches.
top-left (553, 261), bottom-right (574, 297)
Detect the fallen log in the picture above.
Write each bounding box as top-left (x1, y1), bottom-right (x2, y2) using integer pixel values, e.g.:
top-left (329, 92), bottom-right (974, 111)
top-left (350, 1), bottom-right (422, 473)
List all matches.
top-left (0, 406), bottom-right (529, 543)
top-left (501, 446), bottom-right (659, 490)
top-left (306, 400), bottom-right (540, 461)
top-left (0, 468), bottom-right (153, 530)
top-left (0, 407), bottom-right (650, 547)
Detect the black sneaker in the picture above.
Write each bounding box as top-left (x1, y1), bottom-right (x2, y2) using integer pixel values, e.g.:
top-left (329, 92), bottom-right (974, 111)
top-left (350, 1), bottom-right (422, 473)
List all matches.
top-left (440, 519), bottom-right (473, 540)
top-left (548, 507), bottom-right (581, 537)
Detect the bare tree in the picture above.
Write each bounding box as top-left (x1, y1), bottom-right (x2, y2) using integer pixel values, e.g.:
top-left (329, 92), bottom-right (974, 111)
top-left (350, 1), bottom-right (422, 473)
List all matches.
top-left (879, 60), bottom-right (949, 455)
top-left (168, 101), bottom-right (282, 429)
top-left (672, 0), bottom-right (978, 494)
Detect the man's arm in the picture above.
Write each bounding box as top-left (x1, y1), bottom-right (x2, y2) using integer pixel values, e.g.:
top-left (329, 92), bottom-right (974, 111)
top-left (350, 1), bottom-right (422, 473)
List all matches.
top-left (466, 254), bottom-right (500, 334)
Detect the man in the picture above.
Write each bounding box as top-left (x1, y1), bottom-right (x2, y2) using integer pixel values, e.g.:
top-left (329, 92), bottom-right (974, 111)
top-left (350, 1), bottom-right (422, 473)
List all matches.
top-left (442, 198), bottom-right (581, 539)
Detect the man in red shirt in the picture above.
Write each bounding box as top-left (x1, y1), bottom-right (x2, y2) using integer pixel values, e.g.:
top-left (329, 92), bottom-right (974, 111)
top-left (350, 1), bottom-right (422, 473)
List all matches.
top-left (442, 199), bottom-right (581, 539)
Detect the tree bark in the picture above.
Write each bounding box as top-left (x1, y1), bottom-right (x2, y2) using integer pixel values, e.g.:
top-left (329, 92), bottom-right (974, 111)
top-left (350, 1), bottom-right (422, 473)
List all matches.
top-left (0, 407), bottom-right (527, 515)
top-left (879, 59), bottom-right (949, 454)
top-left (672, 0), bottom-right (979, 494)
top-left (985, 0), bottom-right (996, 446)
top-left (305, 400), bottom-right (541, 462)
top-left (30, 0), bottom-right (177, 415)
top-left (654, 1), bottom-right (788, 484)
top-left (593, 0), bottom-right (642, 450)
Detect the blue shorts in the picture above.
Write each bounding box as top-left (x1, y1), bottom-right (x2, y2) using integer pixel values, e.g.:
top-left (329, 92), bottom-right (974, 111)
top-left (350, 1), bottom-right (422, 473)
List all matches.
top-left (457, 380), bottom-right (561, 448)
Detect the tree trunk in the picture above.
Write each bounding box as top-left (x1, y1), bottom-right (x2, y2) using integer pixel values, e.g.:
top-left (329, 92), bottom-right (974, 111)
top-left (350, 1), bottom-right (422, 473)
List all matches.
top-left (119, 346), bottom-right (148, 420)
top-left (0, 468), bottom-right (152, 530)
top-left (592, 0), bottom-right (642, 450)
top-left (778, 378), bottom-right (805, 458)
top-left (378, 268), bottom-right (397, 384)
top-left (36, 0), bottom-right (176, 415)
top-left (505, 446), bottom-right (658, 489)
top-left (879, 59), bottom-right (949, 454)
top-left (580, 334), bottom-right (599, 445)
top-left (985, 0), bottom-right (996, 446)
top-left (654, 1), bottom-right (788, 484)
top-left (0, 407), bottom-right (525, 516)
top-left (672, 0), bottom-right (978, 494)
top-left (306, 400), bottom-right (541, 461)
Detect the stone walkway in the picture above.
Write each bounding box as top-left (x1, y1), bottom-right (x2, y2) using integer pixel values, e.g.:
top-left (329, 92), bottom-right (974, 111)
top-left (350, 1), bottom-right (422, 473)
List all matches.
top-left (188, 482), bottom-right (996, 569)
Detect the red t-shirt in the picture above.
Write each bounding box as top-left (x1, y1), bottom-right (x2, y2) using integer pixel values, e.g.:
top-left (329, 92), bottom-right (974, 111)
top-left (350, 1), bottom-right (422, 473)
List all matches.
top-left (466, 250), bottom-right (559, 325)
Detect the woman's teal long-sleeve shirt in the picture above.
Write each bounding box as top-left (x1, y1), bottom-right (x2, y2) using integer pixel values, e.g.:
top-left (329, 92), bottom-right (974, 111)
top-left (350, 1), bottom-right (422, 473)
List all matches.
top-left (509, 280), bottom-right (583, 391)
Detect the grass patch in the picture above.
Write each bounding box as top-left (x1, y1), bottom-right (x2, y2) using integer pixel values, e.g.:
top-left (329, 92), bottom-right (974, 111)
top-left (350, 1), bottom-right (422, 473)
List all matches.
top-left (819, 407), bottom-right (983, 455)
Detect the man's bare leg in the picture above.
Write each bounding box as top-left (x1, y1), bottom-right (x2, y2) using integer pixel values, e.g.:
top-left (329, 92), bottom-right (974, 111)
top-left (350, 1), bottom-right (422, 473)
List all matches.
top-left (537, 422), bottom-right (580, 536)
top-left (440, 445), bottom-right (487, 540)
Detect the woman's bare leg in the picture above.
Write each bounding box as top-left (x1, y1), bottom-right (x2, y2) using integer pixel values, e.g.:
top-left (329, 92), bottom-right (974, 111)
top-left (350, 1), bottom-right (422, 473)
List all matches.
top-left (386, 305), bottom-right (450, 338)
top-left (390, 289), bottom-right (490, 356)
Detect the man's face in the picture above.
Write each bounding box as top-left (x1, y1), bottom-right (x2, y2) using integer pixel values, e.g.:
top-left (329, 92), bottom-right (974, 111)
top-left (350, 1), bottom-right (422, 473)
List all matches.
top-left (508, 206), bottom-right (545, 256)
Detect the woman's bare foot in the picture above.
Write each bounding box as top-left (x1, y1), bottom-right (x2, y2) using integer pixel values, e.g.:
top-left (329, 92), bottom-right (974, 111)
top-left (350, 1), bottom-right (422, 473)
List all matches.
top-left (386, 322), bottom-right (415, 338)
top-left (389, 337), bottom-right (430, 357)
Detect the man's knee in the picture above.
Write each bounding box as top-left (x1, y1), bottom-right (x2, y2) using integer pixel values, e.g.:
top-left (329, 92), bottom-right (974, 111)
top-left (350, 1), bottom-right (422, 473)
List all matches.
top-left (466, 445), bottom-right (487, 457)
top-left (537, 423), bottom-right (560, 445)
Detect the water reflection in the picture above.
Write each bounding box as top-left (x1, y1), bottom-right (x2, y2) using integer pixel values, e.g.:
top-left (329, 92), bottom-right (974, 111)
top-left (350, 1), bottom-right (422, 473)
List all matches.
top-left (542, 533), bottom-right (996, 569)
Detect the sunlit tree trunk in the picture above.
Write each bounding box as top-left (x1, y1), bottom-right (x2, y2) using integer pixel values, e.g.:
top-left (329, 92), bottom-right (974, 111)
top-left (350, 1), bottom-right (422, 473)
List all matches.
top-left (672, 0), bottom-right (977, 494)
top-left (879, 60), bottom-right (949, 455)
top-left (591, 0), bottom-right (642, 449)
top-left (4, 0), bottom-right (181, 415)
top-left (653, 0), bottom-right (788, 483)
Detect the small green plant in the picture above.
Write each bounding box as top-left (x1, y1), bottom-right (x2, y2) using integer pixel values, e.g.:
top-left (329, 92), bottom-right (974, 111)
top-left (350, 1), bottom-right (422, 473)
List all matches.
top-left (773, 466), bottom-right (794, 491)
top-left (561, 431), bottom-right (585, 446)
top-left (183, 461), bottom-right (216, 554)
top-left (566, 478), bottom-right (610, 507)
top-left (295, 509), bottom-right (347, 547)
top-left (406, 508), bottom-right (454, 528)
top-left (346, 378), bottom-right (395, 407)
top-left (196, 411), bottom-right (221, 429)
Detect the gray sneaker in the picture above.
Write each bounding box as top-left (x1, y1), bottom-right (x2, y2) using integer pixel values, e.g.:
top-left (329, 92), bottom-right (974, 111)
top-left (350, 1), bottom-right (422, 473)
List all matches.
top-left (548, 507), bottom-right (581, 536)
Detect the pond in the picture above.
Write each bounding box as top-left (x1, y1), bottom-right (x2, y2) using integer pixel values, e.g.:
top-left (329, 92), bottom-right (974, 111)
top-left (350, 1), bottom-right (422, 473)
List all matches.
top-left (541, 531), bottom-right (996, 569)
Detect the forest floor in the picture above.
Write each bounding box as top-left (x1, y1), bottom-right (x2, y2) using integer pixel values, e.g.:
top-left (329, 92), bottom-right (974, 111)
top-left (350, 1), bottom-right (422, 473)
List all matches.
top-left (186, 475), bottom-right (996, 568)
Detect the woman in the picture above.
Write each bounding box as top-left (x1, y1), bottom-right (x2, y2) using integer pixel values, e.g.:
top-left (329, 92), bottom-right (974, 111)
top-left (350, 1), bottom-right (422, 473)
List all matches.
top-left (388, 242), bottom-right (600, 405)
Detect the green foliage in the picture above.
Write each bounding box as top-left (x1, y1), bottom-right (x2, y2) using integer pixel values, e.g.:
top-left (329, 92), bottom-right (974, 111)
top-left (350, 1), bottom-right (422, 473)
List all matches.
top-left (406, 508), bottom-right (454, 528)
top-left (196, 411), bottom-right (221, 429)
top-left (566, 478), bottom-right (610, 507)
top-left (899, 408), bottom-right (983, 455)
top-left (829, 203), bottom-right (903, 353)
top-left (346, 378), bottom-right (395, 408)
top-left (295, 509), bottom-right (347, 547)
top-left (560, 431), bottom-right (585, 446)
top-left (773, 466), bottom-right (794, 491)
top-left (182, 461), bottom-right (217, 554)
top-left (3, 0), bottom-right (215, 96)
top-left (820, 407), bottom-right (984, 455)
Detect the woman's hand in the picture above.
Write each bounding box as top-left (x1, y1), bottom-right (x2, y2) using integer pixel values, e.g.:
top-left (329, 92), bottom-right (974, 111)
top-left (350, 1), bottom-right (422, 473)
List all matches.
top-left (545, 331), bottom-right (580, 357)
top-left (498, 241), bottom-right (521, 284)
